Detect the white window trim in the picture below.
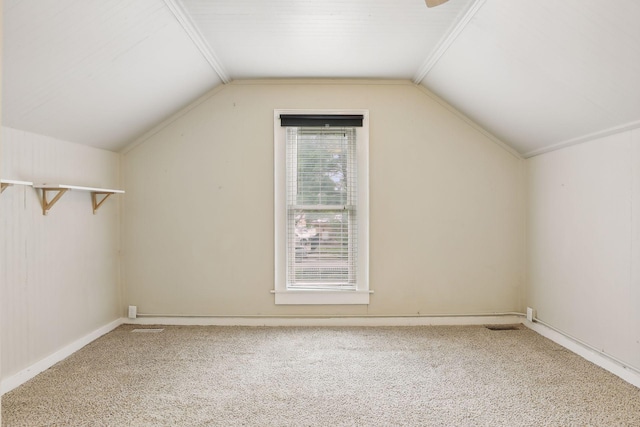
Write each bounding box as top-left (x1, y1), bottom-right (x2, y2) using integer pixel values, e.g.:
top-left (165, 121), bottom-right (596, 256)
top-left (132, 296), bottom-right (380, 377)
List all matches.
top-left (274, 109), bottom-right (370, 305)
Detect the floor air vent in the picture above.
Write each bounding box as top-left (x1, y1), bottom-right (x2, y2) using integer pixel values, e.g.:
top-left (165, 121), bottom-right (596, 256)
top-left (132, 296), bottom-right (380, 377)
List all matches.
top-left (131, 328), bottom-right (164, 333)
top-left (485, 324), bottom-right (520, 331)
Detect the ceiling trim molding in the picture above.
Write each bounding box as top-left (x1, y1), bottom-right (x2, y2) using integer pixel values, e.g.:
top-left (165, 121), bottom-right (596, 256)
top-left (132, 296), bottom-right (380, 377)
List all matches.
top-left (523, 119), bottom-right (640, 158)
top-left (412, 0), bottom-right (486, 84)
top-left (163, 0), bottom-right (231, 84)
top-left (229, 79), bottom-right (413, 86)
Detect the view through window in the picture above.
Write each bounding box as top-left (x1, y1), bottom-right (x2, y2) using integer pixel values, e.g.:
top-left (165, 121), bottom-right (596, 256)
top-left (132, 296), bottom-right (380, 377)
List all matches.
top-left (286, 127), bottom-right (358, 290)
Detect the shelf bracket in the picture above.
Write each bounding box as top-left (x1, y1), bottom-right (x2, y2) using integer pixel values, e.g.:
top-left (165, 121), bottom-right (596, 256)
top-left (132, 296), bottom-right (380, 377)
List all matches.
top-left (40, 188), bottom-right (69, 215)
top-left (91, 192), bottom-right (114, 214)
top-left (33, 184), bottom-right (123, 215)
top-left (1, 179), bottom-right (34, 195)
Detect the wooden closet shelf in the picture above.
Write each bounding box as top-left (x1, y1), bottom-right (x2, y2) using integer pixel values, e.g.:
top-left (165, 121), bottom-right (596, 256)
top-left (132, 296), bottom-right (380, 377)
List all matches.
top-left (33, 184), bottom-right (125, 215)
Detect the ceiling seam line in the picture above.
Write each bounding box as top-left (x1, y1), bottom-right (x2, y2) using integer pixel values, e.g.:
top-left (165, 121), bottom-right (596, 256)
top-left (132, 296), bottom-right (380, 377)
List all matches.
top-left (163, 0), bottom-right (231, 84)
top-left (412, 0), bottom-right (486, 85)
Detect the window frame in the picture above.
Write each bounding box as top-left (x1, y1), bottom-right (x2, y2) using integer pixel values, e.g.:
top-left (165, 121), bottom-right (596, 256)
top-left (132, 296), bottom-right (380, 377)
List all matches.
top-left (274, 109), bottom-right (370, 305)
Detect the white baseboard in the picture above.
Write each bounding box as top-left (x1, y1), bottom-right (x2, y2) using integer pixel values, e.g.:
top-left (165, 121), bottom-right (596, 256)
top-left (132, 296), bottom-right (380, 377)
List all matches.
top-left (1, 318), bottom-right (124, 395)
top-left (5, 315), bottom-right (637, 396)
top-left (125, 314), bottom-right (524, 327)
top-left (524, 320), bottom-right (640, 389)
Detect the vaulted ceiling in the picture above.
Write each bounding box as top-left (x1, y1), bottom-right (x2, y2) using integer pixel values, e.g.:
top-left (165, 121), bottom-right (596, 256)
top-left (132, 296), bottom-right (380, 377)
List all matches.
top-left (4, 0), bottom-right (640, 156)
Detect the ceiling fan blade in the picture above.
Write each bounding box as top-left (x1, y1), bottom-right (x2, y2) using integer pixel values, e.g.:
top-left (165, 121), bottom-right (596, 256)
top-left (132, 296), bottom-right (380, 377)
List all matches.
top-left (425, 0), bottom-right (449, 7)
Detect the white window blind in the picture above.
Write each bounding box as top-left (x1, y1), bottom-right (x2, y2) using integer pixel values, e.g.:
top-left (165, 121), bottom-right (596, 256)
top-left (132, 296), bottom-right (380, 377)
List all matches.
top-left (286, 127), bottom-right (358, 290)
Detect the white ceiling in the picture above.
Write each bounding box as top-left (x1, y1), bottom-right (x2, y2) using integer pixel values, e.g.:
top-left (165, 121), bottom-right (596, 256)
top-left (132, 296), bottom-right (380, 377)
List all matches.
top-left (182, 0), bottom-right (473, 79)
top-left (424, 0), bottom-right (640, 156)
top-left (3, 0), bottom-right (223, 151)
top-left (4, 0), bottom-right (640, 156)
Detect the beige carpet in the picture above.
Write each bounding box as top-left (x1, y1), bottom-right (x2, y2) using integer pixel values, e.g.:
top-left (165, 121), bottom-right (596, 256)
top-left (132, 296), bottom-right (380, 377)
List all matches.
top-left (2, 324), bottom-right (640, 426)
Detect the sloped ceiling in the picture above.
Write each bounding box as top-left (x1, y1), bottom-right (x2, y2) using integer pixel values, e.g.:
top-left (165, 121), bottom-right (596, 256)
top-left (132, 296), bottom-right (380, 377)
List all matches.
top-left (2, 0), bottom-right (223, 151)
top-left (4, 0), bottom-right (640, 156)
top-left (423, 0), bottom-right (640, 157)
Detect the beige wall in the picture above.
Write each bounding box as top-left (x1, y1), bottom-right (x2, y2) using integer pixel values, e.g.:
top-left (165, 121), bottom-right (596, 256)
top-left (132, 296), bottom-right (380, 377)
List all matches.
top-left (0, 127), bottom-right (121, 380)
top-left (122, 81), bottom-right (525, 316)
top-left (526, 129), bottom-right (640, 371)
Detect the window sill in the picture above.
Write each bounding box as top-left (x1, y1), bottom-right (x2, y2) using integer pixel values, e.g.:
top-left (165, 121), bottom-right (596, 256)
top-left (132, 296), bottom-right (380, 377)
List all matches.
top-left (272, 290), bottom-right (372, 305)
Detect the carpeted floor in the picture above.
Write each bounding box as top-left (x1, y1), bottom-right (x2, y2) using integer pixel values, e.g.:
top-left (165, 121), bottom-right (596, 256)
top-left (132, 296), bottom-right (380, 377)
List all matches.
top-left (2, 324), bottom-right (640, 426)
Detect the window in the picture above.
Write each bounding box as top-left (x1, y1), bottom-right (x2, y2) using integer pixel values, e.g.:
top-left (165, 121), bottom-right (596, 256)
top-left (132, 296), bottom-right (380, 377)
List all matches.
top-left (274, 110), bottom-right (369, 304)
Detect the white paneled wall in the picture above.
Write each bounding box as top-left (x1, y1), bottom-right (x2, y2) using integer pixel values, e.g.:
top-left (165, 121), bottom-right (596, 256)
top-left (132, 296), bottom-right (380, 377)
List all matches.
top-left (0, 127), bottom-right (121, 381)
top-left (527, 128), bottom-right (640, 372)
